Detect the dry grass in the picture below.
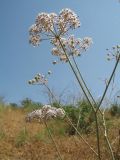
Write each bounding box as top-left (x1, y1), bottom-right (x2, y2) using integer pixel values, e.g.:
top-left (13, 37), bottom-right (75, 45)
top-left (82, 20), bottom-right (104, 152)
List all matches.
top-left (0, 107), bottom-right (120, 160)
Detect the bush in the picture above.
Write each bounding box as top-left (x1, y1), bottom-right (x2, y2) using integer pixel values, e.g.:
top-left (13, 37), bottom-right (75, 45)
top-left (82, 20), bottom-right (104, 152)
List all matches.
top-left (109, 103), bottom-right (120, 117)
top-left (63, 100), bottom-right (94, 135)
top-left (21, 98), bottom-right (42, 112)
top-left (9, 103), bottom-right (18, 109)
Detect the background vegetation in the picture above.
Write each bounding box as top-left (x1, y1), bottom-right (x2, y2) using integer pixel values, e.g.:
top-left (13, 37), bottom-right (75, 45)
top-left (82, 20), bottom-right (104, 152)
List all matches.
top-left (0, 97), bottom-right (119, 160)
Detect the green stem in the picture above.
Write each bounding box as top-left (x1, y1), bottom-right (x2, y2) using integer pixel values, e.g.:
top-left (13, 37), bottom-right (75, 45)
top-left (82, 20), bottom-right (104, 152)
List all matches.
top-left (96, 55), bottom-right (120, 113)
top-left (94, 113), bottom-right (101, 160)
top-left (57, 37), bottom-right (96, 112)
top-left (57, 37), bottom-right (102, 158)
top-left (72, 55), bottom-right (117, 159)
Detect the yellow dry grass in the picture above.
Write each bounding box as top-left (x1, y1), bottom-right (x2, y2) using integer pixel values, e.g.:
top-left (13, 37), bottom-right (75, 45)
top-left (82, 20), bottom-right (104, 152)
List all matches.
top-left (0, 108), bottom-right (119, 160)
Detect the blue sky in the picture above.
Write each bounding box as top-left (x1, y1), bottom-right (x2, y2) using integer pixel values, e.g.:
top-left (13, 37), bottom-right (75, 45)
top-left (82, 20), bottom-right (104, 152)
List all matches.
top-left (0, 0), bottom-right (120, 104)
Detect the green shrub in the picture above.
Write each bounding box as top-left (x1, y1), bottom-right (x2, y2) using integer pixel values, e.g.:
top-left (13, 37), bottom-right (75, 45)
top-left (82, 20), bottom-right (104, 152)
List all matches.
top-left (52, 101), bottom-right (61, 108)
top-left (64, 100), bottom-right (94, 135)
top-left (109, 103), bottom-right (120, 116)
top-left (21, 98), bottom-right (42, 112)
top-left (9, 103), bottom-right (18, 110)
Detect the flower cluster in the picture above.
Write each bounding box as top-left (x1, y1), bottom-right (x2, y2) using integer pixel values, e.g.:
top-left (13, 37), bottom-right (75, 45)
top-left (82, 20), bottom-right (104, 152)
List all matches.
top-left (25, 105), bottom-right (65, 122)
top-left (29, 8), bottom-right (80, 46)
top-left (29, 8), bottom-right (92, 65)
top-left (28, 73), bottom-right (48, 85)
top-left (106, 45), bottom-right (120, 61)
top-left (51, 35), bottom-right (93, 62)
top-left (58, 8), bottom-right (80, 33)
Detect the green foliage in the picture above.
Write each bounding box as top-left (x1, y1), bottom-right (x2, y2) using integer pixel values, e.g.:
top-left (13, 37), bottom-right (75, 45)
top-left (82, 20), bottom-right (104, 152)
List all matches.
top-left (21, 98), bottom-right (42, 112)
top-left (9, 103), bottom-right (18, 109)
top-left (109, 103), bottom-right (120, 117)
top-left (64, 100), bottom-right (94, 135)
top-left (15, 127), bottom-right (28, 147)
top-left (77, 100), bottom-right (95, 132)
top-left (64, 104), bottom-right (79, 123)
top-left (52, 101), bottom-right (61, 108)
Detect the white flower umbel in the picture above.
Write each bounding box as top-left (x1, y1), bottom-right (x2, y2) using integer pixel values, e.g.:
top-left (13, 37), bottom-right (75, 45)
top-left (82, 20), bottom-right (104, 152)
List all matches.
top-left (29, 9), bottom-right (80, 45)
top-left (25, 105), bottom-right (65, 122)
top-left (29, 8), bottom-right (81, 45)
top-left (28, 73), bottom-right (48, 85)
top-left (29, 8), bottom-right (92, 64)
top-left (25, 109), bottom-right (42, 122)
top-left (51, 35), bottom-right (92, 62)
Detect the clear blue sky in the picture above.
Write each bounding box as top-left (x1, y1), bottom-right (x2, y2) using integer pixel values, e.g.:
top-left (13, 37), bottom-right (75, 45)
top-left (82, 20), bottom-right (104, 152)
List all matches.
top-left (0, 0), bottom-right (120, 104)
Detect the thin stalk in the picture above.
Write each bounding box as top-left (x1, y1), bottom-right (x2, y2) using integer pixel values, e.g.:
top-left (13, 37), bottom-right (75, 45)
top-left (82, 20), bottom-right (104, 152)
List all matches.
top-left (72, 56), bottom-right (102, 159)
top-left (72, 53), bottom-right (118, 159)
top-left (96, 55), bottom-right (120, 113)
top-left (44, 84), bottom-right (55, 103)
top-left (44, 120), bottom-right (63, 160)
top-left (57, 37), bottom-right (96, 112)
top-left (72, 56), bottom-right (116, 159)
top-left (102, 111), bottom-right (115, 160)
top-left (44, 84), bottom-right (98, 156)
top-left (68, 118), bottom-right (98, 156)
top-left (94, 113), bottom-right (101, 160)
top-left (57, 37), bottom-right (101, 159)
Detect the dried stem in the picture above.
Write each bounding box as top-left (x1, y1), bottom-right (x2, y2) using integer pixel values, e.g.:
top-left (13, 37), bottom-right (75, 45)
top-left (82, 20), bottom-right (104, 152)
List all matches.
top-left (44, 120), bottom-right (63, 160)
top-left (102, 110), bottom-right (115, 160)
